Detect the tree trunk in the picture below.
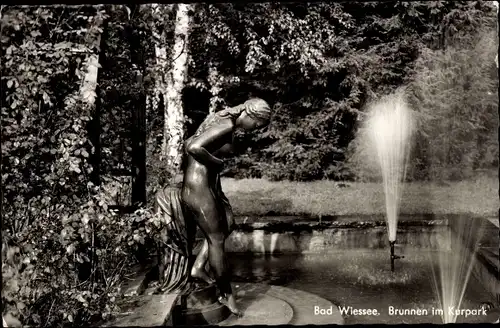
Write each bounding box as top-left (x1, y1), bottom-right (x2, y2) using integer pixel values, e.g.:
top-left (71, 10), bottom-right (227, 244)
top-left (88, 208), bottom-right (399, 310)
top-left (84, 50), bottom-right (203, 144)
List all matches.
top-left (148, 4), bottom-right (172, 160)
top-left (124, 6), bottom-right (147, 206)
top-left (80, 31), bottom-right (102, 104)
top-left (88, 12), bottom-right (109, 187)
top-left (79, 8), bottom-right (105, 188)
top-left (161, 4), bottom-right (192, 177)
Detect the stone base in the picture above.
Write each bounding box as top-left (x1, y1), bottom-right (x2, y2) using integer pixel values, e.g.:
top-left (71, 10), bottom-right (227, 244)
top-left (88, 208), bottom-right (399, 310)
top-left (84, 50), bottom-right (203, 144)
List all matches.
top-left (219, 283), bottom-right (343, 326)
top-left (105, 281), bottom-right (343, 326)
top-left (105, 293), bottom-right (179, 327)
top-left (219, 285), bottom-right (293, 326)
top-left (174, 301), bottom-right (231, 326)
top-left (172, 284), bottom-right (231, 325)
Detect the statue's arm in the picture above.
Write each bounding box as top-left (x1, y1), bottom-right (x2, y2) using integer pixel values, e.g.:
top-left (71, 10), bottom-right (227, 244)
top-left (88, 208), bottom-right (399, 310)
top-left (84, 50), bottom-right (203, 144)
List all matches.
top-left (185, 121), bottom-right (233, 167)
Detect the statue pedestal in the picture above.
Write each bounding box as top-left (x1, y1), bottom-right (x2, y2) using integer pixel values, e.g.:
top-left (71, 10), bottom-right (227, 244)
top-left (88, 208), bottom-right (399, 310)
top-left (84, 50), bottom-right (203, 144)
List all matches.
top-left (172, 284), bottom-right (231, 325)
top-left (104, 279), bottom-right (343, 326)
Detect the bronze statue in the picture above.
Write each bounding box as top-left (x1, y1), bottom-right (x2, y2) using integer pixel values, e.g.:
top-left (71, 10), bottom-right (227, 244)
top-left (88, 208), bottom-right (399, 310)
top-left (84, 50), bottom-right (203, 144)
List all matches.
top-left (154, 98), bottom-right (272, 316)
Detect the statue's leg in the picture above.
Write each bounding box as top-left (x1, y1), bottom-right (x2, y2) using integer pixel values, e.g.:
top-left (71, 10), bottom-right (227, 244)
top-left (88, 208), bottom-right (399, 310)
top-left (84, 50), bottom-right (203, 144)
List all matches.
top-left (183, 195), bottom-right (240, 316)
top-left (191, 198), bottom-right (234, 283)
top-left (190, 239), bottom-right (214, 284)
top-left (182, 203), bottom-right (212, 285)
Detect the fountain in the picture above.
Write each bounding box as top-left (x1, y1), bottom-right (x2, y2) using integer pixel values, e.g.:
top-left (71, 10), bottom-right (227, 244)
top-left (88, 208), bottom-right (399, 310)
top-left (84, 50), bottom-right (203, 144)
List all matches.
top-left (360, 90), bottom-right (497, 322)
top-left (365, 90), bottom-right (415, 272)
top-left (354, 88), bottom-right (498, 323)
top-left (430, 204), bottom-right (491, 323)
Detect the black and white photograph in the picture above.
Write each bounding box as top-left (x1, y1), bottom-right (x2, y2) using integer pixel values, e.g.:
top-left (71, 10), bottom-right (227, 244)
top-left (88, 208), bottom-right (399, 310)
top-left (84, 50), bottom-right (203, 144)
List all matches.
top-left (1, 1), bottom-right (499, 326)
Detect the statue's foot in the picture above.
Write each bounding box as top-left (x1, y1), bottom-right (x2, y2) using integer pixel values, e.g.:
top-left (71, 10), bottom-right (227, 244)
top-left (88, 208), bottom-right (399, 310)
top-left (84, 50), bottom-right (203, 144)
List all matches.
top-left (218, 295), bottom-right (242, 317)
top-left (191, 268), bottom-right (215, 285)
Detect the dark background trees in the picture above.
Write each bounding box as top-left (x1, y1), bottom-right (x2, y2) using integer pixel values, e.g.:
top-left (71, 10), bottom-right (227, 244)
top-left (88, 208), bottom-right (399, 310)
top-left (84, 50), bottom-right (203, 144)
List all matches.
top-left (185, 1), bottom-right (498, 181)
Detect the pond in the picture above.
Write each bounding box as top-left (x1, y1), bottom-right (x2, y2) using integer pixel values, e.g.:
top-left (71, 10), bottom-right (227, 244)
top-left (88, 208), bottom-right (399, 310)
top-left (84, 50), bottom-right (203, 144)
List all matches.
top-left (228, 248), bottom-right (496, 324)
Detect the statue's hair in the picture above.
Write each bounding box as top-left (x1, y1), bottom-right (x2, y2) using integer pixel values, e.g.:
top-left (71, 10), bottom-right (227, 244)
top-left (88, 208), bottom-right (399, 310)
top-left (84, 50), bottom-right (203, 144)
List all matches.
top-left (242, 98), bottom-right (271, 122)
top-left (192, 98), bottom-right (271, 138)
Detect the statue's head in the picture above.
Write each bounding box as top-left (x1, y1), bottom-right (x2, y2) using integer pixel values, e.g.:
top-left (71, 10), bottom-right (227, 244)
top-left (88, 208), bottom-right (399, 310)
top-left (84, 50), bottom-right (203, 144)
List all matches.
top-left (235, 98), bottom-right (271, 131)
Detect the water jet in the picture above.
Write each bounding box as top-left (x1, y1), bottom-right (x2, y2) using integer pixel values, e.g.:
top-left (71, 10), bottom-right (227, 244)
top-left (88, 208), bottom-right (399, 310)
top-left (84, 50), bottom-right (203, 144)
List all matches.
top-left (365, 90), bottom-right (414, 272)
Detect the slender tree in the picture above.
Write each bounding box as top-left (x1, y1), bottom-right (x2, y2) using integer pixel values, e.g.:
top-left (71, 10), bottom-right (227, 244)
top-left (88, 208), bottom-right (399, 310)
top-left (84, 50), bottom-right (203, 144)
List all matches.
top-left (161, 3), bottom-right (192, 177)
top-left (149, 4), bottom-right (173, 120)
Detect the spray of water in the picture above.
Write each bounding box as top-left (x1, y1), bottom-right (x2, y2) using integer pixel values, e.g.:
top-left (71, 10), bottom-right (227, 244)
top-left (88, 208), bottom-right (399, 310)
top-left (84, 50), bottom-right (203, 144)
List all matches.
top-left (430, 219), bottom-right (485, 323)
top-left (365, 91), bottom-right (414, 242)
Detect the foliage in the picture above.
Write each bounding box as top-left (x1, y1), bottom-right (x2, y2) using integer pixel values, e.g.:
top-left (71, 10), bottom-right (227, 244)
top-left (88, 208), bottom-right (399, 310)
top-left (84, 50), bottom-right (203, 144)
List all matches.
top-left (407, 30), bottom-right (498, 181)
top-left (94, 2), bottom-right (497, 185)
top-left (2, 200), bottom-right (155, 327)
top-left (0, 5), bottom-right (154, 327)
top-left (98, 5), bottom-right (157, 176)
top-left (345, 26), bottom-right (498, 182)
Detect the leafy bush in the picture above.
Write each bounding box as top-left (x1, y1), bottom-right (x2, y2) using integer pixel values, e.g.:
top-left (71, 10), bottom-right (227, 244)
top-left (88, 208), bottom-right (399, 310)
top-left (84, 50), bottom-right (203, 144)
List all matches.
top-left (2, 199), bottom-right (155, 327)
top-left (0, 6), bottom-right (156, 327)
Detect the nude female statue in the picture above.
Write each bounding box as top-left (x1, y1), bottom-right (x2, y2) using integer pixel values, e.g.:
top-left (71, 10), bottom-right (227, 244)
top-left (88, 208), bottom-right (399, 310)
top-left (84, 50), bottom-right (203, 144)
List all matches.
top-left (181, 98), bottom-right (271, 315)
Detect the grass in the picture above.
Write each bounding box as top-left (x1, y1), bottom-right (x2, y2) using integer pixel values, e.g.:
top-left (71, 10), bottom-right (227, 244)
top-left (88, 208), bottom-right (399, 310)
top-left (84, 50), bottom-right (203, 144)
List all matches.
top-left (221, 172), bottom-right (498, 217)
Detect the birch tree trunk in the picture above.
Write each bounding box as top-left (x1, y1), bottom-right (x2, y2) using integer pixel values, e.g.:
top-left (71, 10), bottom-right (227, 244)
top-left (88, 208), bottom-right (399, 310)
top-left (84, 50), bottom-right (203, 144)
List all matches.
top-left (148, 4), bottom-right (172, 156)
top-left (83, 10), bottom-right (107, 186)
top-left (72, 6), bottom-right (105, 282)
top-left (162, 4), bottom-right (192, 175)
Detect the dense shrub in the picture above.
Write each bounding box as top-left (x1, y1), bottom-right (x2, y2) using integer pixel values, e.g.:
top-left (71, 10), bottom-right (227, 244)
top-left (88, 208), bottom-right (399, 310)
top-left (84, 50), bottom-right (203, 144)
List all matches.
top-left (408, 31), bottom-right (498, 181)
top-left (2, 200), bottom-right (155, 327)
top-left (0, 6), bottom-right (156, 327)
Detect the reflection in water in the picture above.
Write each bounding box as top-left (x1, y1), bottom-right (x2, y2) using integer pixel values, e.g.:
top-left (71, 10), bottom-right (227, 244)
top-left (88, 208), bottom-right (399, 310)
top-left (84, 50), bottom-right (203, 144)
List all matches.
top-left (230, 253), bottom-right (301, 285)
top-left (228, 249), bottom-right (495, 324)
top-left (252, 230), bottom-right (266, 253)
top-left (270, 233), bottom-right (279, 254)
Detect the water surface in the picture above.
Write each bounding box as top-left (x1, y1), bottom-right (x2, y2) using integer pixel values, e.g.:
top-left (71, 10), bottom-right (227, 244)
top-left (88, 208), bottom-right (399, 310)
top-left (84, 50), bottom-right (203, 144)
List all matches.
top-left (228, 249), bottom-right (494, 324)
